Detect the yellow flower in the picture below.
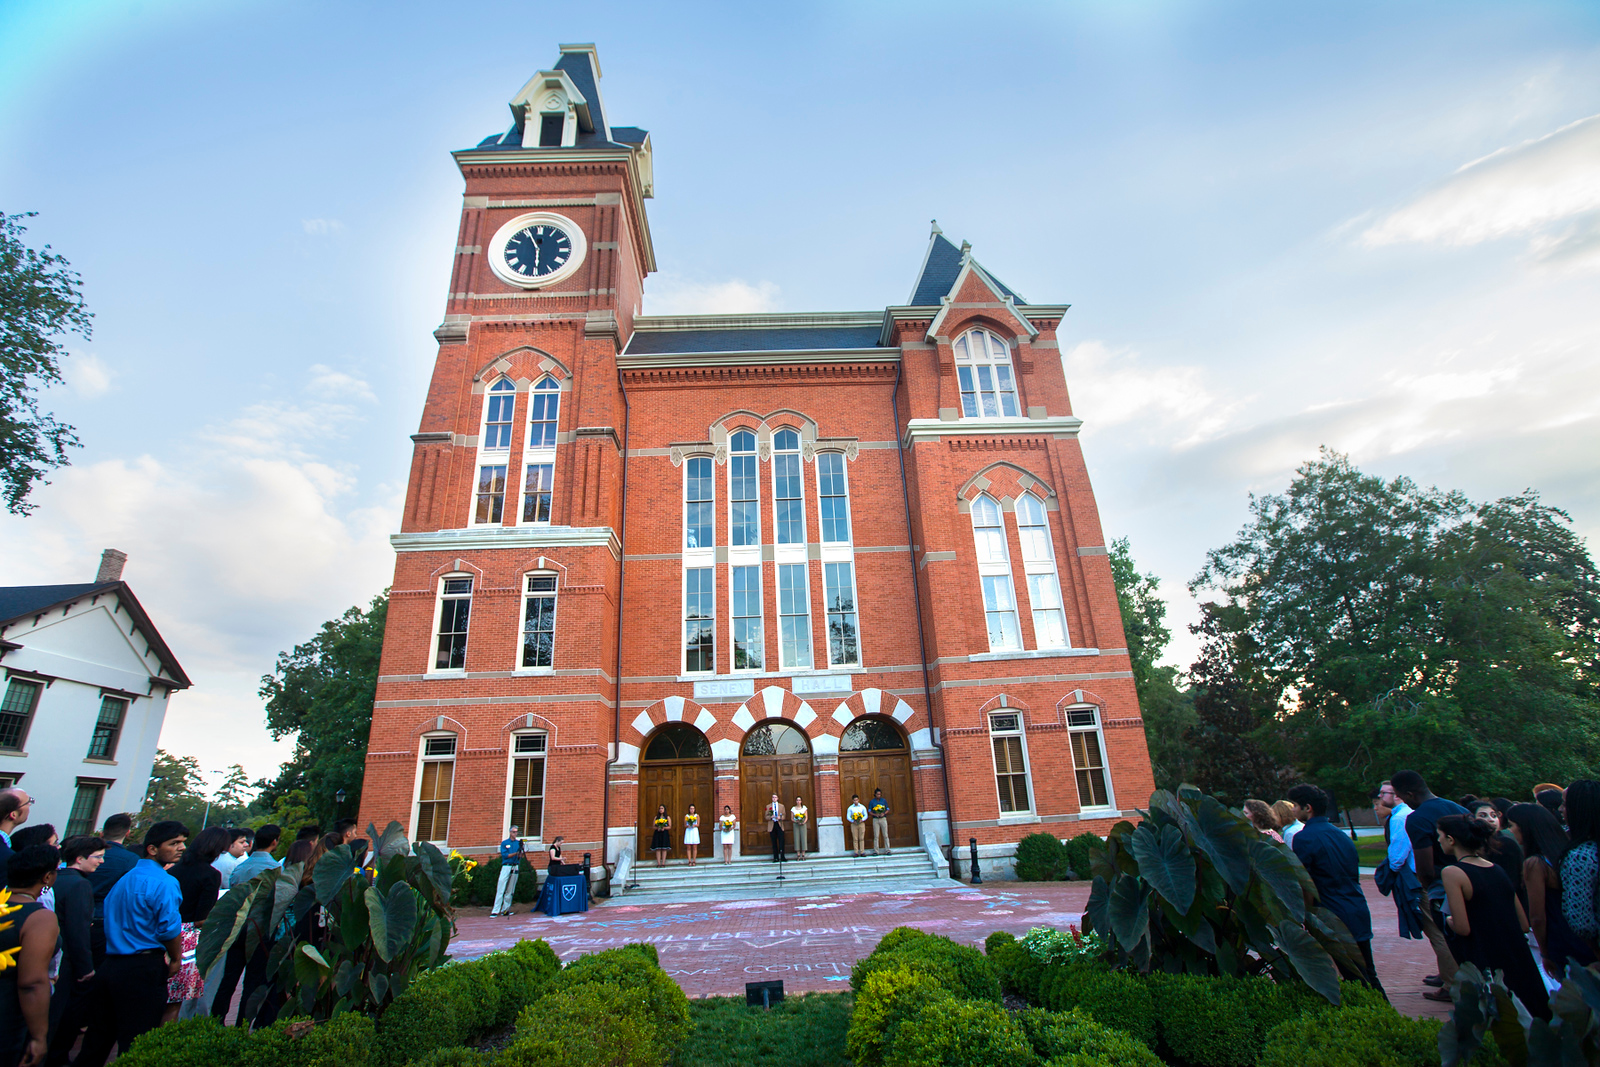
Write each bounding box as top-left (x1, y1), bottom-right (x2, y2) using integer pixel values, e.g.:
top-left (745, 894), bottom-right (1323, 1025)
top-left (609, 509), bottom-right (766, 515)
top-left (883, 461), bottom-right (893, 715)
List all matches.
top-left (0, 946), bottom-right (18, 973)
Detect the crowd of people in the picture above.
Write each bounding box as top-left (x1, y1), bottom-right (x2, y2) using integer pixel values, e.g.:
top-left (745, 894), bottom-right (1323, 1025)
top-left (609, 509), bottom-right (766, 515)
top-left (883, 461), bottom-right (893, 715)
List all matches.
top-left (0, 785), bottom-right (366, 1067)
top-left (1241, 772), bottom-right (1600, 1017)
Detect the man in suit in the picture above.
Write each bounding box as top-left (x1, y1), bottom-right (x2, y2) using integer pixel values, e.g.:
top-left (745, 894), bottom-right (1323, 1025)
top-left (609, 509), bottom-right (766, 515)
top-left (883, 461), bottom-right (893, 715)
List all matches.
top-left (0, 786), bottom-right (31, 864)
top-left (767, 793), bottom-right (787, 862)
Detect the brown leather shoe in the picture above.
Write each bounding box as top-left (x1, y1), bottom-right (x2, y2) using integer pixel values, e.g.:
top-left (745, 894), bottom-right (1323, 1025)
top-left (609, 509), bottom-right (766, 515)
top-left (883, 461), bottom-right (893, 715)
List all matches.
top-left (1423, 975), bottom-right (1443, 987)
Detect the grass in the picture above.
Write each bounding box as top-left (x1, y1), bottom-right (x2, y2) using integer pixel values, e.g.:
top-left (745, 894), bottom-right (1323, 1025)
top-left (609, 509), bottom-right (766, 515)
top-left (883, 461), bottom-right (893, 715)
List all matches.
top-left (1356, 839), bottom-right (1387, 868)
top-left (674, 992), bottom-right (853, 1067)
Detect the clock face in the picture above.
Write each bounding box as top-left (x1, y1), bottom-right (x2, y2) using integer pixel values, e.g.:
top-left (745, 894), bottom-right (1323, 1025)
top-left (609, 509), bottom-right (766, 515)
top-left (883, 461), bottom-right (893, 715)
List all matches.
top-left (487, 211), bottom-right (587, 289)
top-left (502, 223), bottom-right (572, 280)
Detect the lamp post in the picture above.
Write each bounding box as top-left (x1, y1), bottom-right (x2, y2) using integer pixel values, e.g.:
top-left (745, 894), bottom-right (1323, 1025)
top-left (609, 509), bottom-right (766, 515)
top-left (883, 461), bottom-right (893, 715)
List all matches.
top-left (199, 768), bottom-right (227, 830)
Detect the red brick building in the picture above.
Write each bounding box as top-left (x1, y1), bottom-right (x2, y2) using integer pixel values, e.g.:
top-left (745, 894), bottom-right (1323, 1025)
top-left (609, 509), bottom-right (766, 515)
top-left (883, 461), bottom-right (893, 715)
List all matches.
top-left (359, 44), bottom-right (1154, 880)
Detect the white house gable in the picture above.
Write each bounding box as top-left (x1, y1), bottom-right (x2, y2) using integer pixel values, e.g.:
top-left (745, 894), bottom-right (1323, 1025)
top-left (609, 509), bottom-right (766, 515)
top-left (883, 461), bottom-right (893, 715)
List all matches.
top-left (8, 600), bottom-right (163, 693)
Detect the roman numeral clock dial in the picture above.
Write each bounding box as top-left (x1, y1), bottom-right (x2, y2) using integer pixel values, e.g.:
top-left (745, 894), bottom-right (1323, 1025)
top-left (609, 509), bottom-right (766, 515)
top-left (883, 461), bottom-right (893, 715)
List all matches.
top-left (487, 211), bottom-right (588, 290)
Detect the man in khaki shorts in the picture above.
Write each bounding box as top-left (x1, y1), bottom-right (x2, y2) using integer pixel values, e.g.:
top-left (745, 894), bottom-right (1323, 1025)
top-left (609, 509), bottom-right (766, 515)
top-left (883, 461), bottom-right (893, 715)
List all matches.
top-left (868, 788), bottom-right (891, 855)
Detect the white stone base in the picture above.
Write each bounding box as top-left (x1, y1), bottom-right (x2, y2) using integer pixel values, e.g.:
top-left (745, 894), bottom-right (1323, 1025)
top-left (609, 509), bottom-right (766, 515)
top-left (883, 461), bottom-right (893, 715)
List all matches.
top-left (816, 815), bottom-right (844, 855)
top-left (951, 841), bottom-right (1023, 883)
top-left (917, 810), bottom-right (950, 849)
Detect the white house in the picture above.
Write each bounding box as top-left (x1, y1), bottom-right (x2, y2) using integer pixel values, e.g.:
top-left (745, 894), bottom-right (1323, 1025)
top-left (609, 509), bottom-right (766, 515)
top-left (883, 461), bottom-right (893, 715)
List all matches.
top-left (0, 550), bottom-right (190, 836)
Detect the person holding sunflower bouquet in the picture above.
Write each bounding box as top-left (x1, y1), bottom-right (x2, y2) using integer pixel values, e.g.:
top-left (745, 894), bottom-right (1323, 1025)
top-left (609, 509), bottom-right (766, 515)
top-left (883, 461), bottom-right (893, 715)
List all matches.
top-left (650, 806), bottom-right (672, 867)
top-left (718, 806), bottom-right (738, 864)
top-left (683, 805), bottom-right (702, 866)
top-left (790, 796), bottom-right (810, 860)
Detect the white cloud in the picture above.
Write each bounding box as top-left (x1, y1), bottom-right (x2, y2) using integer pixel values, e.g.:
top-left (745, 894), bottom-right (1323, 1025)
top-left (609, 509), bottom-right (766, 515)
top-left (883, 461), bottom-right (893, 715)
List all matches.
top-left (302, 218), bottom-right (345, 235)
top-left (308, 364), bottom-right (377, 403)
top-left (643, 274), bottom-right (781, 315)
top-left (1062, 341), bottom-right (1241, 448)
top-left (0, 368), bottom-right (399, 780)
top-left (1360, 112), bottom-right (1600, 264)
top-left (60, 350), bottom-right (114, 397)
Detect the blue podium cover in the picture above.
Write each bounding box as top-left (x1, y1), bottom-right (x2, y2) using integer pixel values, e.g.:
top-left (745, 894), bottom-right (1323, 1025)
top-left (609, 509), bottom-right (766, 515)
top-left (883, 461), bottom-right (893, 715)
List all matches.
top-left (539, 872), bottom-right (589, 915)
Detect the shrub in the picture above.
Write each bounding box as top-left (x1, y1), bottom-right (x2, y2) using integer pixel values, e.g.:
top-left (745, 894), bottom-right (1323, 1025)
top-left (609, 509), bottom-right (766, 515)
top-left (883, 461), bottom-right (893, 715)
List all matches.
top-left (506, 983), bottom-right (667, 1067)
top-left (886, 997), bottom-right (1038, 1067)
top-left (1259, 1004), bottom-right (1453, 1067)
top-left (119, 1014), bottom-right (375, 1067)
top-left (488, 938), bottom-right (562, 1026)
top-left (1063, 833), bottom-right (1101, 880)
top-left (1021, 926), bottom-right (1109, 968)
top-left (374, 940), bottom-right (560, 1066)
top-left (116, 1017), bottom-right (252, 1067)
top-left (545, 943), bottom-right (690, 1051)
top-left (1015, 833), bottom-right (1071, 881)
top-left (852, 929), bottom-right (1002, 1003)
top-left (1035, 961), bottom-right (1156, 1048)
top-left (410, 1052), bottom-right (489, 1067)
top-left (986, 931), bottom-right (1045, 1000)
top-left (464, 856), bottom-right (541, 907)
top-left (678, 992), bottom-right (853, 1067)
top-left (1017, 1008), bottom-right (1164, 1067)
top-left (847, 965), bottom-right (957, 1067)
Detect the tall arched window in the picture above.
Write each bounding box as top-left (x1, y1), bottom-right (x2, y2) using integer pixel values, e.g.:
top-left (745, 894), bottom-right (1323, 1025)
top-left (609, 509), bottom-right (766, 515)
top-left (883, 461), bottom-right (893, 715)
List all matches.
top-left (729, 430), bottom-right (759, 546)
top-left (1015, 494), bottom-right (1068, 648)
top-left (685, 456), bottom-right (714, 550)
top-left (482, 379), bottom-right (516, 448)
top-left (971, 495), bottom-right (1020, 651)
top-left (474, 379), bottom-right (516, 525)
top-left (521, 378), bottom-right (560, 525)
top-left (954, 329), bottom-right (1020, 418)
top-left (415, 732), bottom-right (457, 842)
top-left (771, 429), bottom-right (805, 544)
top-left (527, 378), bottom-right (560, 447)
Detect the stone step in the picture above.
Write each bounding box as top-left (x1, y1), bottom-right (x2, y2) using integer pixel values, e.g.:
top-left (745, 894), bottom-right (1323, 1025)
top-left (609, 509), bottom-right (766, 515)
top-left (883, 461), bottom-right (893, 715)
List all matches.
top-left (611, 850), bottom-right (950, 903)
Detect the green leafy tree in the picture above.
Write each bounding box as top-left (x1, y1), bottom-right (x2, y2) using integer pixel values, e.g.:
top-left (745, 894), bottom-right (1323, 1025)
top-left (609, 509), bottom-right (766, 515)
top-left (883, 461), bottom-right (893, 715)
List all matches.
top-left (138, 749), bottom-right (210, 831)
top-left (1109, 538), bottom-right (1196, 789)
top-left (1192, 449), bottom-right (1600, 801)
top-left (0, 212), bottom-right (90, 514)
top-left (1184, 603), bottom-right (1297, 805)
top-left (260, 592), bottom-right (387, 827)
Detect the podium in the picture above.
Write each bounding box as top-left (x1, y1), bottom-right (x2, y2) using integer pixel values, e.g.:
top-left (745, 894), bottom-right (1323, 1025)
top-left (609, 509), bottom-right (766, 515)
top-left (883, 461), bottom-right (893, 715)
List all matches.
top-left (538, 871), bottom-right (589, 916)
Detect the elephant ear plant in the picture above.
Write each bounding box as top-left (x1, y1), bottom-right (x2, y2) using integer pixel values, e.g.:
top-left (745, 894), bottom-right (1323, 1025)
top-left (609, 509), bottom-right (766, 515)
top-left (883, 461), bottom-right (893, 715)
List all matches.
top-left (197, 821), bottom-right (455, 1021)
top-left (1441, 962), bottom-right (1600, 1067)
top-left (1083, 788), bottom-right (1363, 1004)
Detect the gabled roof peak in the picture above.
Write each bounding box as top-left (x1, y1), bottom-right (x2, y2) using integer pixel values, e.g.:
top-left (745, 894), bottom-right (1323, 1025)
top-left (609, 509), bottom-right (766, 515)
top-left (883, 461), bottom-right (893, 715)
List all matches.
top-left (906, 226), bottom-right (1025, 307)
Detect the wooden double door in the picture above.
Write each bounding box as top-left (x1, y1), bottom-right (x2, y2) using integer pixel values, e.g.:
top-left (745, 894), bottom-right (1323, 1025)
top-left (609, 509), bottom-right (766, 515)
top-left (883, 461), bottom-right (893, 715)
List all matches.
top-left (740, 754), bottom-right (815, 853)
top-left (839, 751), bottom-right (918, 848)
top-left (638, 759), bottom-right (714, 859)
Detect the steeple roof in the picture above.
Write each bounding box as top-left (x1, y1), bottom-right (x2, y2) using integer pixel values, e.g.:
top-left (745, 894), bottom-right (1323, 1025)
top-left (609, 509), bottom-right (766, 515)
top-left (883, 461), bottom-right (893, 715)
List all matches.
top-left (906, 222), bottom-right (1026, 307)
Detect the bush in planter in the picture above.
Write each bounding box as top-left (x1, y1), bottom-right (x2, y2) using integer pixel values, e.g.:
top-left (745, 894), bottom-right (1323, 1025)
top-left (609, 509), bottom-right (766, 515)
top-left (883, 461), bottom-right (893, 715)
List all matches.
top-left (506, 983), bottom-right (669, 1067)
top-left (851, 928), bottom-right (1002, 1002)
top-left (545, 943), bottom-right (690, 1051)
top-left (847, 965), bottom-right (958, 1067)
top-left (374, 939), bottom-right (561, 1065)
top-left (1017, 1008), bottom-right (1164, 1067)
top-left (1015, 832), bottom-right (1071, 881)
top-left (886, 997), bottom-right (1037, 1067)
top-left (463, 855), bottom-right (541, 906)
top-left (1035, 961), bottom-right (1156, 1048)
top-left (985, 931), bottom-right (1044, 1000)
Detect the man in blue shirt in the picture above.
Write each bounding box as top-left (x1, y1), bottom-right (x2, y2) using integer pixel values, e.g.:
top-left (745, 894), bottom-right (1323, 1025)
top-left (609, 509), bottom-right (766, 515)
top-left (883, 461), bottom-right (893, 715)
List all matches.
top-left (227, 823), bottom-right (283, 889)
top-left (74, 820), bottom-right (187, 1067)
top-left (86, 812), bottom-right (140, 963)
top-left (1394, 769), bottom-right (1469, 1001)
top-left (492, 825), bottom-right (525, 917)
top-left (213, 823), bottom-right (282, 1024)
top-left (1287, 784), bottom-right (1385, 996)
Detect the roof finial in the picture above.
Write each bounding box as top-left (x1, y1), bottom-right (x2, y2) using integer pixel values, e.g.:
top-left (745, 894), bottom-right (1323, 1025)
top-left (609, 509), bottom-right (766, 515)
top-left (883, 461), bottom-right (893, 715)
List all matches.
top-left (959, 240), bottom-right (971, 255)
top-left (930, 219), bottom-right (942, 236)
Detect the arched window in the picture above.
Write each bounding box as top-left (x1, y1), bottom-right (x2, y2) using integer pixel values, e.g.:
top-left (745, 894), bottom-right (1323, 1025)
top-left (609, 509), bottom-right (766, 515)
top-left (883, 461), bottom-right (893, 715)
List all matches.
top-left (685, 456), bottom-right (714, 550)
top-left (954, 329), bottom-right (1020, 418)
top-left (482, 379), bottom-right (516, 449)
top-left (741, 721), bottom-right (811, 756)
top-left (415, 732), bottom-right (457, 841)
top-left (729, 430), bottom-right (759, 546)
top-left (520, 572), bottom-right (557, 668)
top-left (521, 378), bottom-right (560, 525)
top-left (644, 723), bottom-right (712, 761)
top-left (528, 378), bottom-right (560, 447)
top-left (1015, 494), bottom-right (1068, 648)
top-left (771, 429), bottom-right (804, 544)
top-left (840, 718), bottom-right (906, 752)
top-left (970, 495), bottom-right (1020, 651)
top-left (1066, 705), bottom-right (1113, 809)
top-left (507, 732), bottom-right (547, 838)
top-left (817, 452), bottom-right (851, 544)
top-left (433, 574), bottom-right (473, 671)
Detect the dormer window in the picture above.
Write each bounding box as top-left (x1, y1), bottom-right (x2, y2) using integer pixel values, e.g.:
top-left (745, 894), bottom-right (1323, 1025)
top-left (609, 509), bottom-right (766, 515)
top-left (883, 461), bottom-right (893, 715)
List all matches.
top-left (954, 329), bottom-right (1019, 418)
top-left (538, 113), bottom-right (565, 147)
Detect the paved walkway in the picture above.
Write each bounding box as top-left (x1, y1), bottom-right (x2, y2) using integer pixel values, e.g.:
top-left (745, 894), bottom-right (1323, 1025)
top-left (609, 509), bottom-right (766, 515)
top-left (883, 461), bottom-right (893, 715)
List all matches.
top-left (452, 879), bottom-right (1448, 1017)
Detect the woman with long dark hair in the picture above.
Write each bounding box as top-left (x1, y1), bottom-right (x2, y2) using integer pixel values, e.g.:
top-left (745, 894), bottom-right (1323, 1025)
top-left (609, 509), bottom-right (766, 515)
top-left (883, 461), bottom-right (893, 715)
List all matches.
top-left (1561, 780), bottom-right (1600, 955)
top-left (169, 826), bottom-right (230, 1018)
top-left (651, 805), bottom-right (672, 867)
top-left (1471, 799), bottom-right (1525, 905)
top-left (1506, 802), bottom-right (1597, 978)
top-left (1438, 814), bottom-right (1549, 1019)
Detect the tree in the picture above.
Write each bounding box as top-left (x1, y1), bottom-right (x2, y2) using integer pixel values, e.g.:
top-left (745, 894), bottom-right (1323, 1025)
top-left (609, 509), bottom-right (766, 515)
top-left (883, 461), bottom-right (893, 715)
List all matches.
top-left (1109, 538), bottom-right (1196, 789)
top-left (0, 212), bottom-right (90, 514)
top-left (260, 592), bottom-right (387, 827)
top-left (1191, 449), bottom-right (1600, 801)
top-left (1183, 603), bottom-right (1296, 805)
top-left (138, 749), bottom-right (209, 831)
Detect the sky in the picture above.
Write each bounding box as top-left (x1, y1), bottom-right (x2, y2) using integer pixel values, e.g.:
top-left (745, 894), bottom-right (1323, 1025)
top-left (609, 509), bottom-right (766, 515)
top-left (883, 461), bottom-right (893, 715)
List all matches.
top-left (2, 1), bottom-right (1598, 790)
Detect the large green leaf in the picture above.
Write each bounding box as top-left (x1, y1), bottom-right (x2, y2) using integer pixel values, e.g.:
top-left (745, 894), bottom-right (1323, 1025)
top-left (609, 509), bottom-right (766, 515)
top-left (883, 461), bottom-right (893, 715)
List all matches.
top-left (1186, 919), bottom-right (1218, 957)
top-left (1191, 795), bottom-right (1253, 894)
top-left (268, 864), bottom-right (304, 939)
top-left (368, 969), bottom-right (390, 1006)
top-left (339, 882), bottom-right (370, 950)
top-left (1108, 876), bottom-right (1150, 953)
top-left (374, 820), bottom-right (410, 859)
top-left (1440, 965), bottom-right (1496, 1067)
top-left (313, 844), bottom-right (356, 906)
top-left (414, 840), bottom-right (453, 905)
top-left (370, 882), bottom-right (419, 963)
top-left (1270, 920), bottom-right (1341, 1004)
top-left (195, 881), bottom-right (257, 976)
top-left (1128, 822), bottom-right (1197, 914)
top-left (1248, 839), bottom-right (1307, 921)
top-left (242, 876), bottom-right (278, 958)
top-left (1084, 875), bottom-right (1111, 936)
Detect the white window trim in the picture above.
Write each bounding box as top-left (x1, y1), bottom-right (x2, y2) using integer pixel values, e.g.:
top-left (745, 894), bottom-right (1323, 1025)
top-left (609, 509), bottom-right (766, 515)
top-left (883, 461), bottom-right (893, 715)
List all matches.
top-left (728, 562), bottom-right (765, 674)
top-left (427, 573), bottom-right (473, 675)
top-left (953, 328), bottom-right (1024, 420)
top-left (517, 379), bottom-right (561, 527)
top-left (503, 730), bottom-right (549, 844)
top-left (412, 731), bottom-right (458, 845)
top-left (515, 572), bottom-right (558, 673)
top-left (814, 450), bottom-right (853, 547)
top-left (970, 495), bottom-right (1021, 653)
top-left (1015, 494), bottom-right (1070, 650)
top-left (480, 378), bottom-right (518, 453)
top-left (471, 378), bottom-right (518, 527)
top-left (770, 429), bottom-right (807, 548)
top-left (683, 565), bottom-right (716, 675)
top-left (777, 560), bottom-right (814, 671)
top-left (822, 558), bottom-right (864, 669)
top-left (684, 454), bottom-right (716, 554)
top-left (988, 711), bottom-right (1036, 817)
top-left (1065, 704), bottom-right (1117, 813)
top-left (727, 430), bottom-right (761, 549)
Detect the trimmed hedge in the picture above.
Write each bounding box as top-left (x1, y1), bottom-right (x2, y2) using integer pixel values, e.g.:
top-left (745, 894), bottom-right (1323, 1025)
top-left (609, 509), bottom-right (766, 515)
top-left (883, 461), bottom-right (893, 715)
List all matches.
top-left (984, 930), bottom-right (1044, 1000)
top-left (1014, 832), bottom-right (1072, 881)
top-left (851, 927), bottom-right (1002, 1003)
top-left (1017, 1008), bottom-right (1164, 1067)
top-left (1259, 1003), bottom-right (1472, 1067)
top-left (543, 942), bottom-right (690, 1051)
top-left (1062, 832), bottom-right (1101, 881)
top-left (505, 983), bottom-right (670, 1067)
top-left (886, 998), bottom-right (1035, 1067)
top-left (1035, 961), bottom-right (1156, 1048)
top-left (847, 966), bottom-right (958, 1067)
top-left (118, 1013), bottom-right (375, 1067)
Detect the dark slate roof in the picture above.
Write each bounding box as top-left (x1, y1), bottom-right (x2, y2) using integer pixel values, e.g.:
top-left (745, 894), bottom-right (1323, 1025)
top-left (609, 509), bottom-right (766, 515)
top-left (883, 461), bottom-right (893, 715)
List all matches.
top-left (0, 581), bottom-right (191, 688)
top-left (625, 326), bottom-right (885, 355)
top-left (907, 231), bottom-right (1027, 306)
top-left (554, 49), bottom-right (607, 142)
top-left (611, 126), bottom-right (648, 145)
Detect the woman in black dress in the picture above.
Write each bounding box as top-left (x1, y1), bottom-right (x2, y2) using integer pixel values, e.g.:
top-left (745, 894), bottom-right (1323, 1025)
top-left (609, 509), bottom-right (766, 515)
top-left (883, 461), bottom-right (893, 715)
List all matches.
top-left (1438, 814), bottom-right (1550, 1019)
top-left (1507, 802), bottom-right (1598, 980)
top-left (650, 805), bottom-right (672, 867)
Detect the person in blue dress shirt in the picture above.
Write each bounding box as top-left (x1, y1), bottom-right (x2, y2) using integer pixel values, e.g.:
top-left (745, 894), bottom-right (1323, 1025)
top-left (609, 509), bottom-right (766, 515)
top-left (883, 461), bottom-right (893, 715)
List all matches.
top-left (74, 821), bottom-right (187, 1067)
top-left (1287, 784), bottom-right (1385, 996)
top-left (492, 825), bottom-right (524, 917)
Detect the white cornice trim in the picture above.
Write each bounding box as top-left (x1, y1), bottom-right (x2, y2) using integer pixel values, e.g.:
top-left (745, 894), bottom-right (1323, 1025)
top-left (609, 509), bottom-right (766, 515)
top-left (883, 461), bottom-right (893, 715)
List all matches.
top-left (902, 416), bottom-right (1083, 446)
top-left (631, 311), bottom-right (882, 331)
top-left (391, 526), bottom-right (620, 559)
top-left (617, 348), bottom-right (895, 370)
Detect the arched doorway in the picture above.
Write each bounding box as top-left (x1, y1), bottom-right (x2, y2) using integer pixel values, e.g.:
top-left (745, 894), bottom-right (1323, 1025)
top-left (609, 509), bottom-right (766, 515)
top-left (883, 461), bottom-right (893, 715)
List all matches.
top-left (638, 723), bottom-right (714, 860)
top-left (839, 716), bottom-right (918, 848)
top-left (739, 721), bottom-right (814, 854)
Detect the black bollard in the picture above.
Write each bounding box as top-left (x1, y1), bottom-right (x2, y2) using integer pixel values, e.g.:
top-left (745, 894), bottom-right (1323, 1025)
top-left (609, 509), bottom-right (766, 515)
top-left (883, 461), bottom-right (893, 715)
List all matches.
top-left (969, 837), bottom-right (982, 884)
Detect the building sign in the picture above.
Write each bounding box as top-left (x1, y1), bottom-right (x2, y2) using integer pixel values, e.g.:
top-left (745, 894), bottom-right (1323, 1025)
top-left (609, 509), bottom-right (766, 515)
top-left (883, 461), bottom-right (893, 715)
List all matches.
top-left (693, 678), bottom-right (756, 702)
top-left (792, 674), bottom-right (853, 695)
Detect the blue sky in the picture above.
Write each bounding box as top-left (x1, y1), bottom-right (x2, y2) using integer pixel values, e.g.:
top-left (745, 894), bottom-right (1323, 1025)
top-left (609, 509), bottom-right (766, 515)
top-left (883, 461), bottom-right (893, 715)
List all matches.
top-left (3, 1), bottom-right (1598, 784)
